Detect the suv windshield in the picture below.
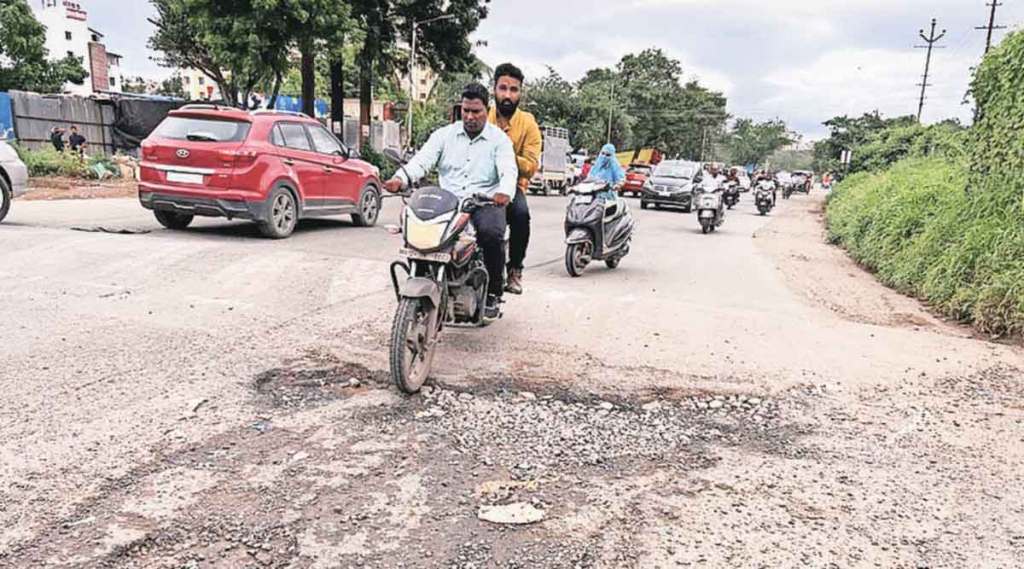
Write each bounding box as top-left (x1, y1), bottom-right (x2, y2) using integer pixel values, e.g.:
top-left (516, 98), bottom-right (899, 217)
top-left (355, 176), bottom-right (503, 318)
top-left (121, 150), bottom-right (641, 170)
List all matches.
top-left (153, 116), bottom-right (251, 143)
top-left (654, 164), bottom-right (695, 179)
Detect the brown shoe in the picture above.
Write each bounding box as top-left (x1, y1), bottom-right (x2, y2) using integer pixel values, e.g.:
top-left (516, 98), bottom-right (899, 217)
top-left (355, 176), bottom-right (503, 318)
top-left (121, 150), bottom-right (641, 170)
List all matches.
top-left (505, 268), bottom-right (524, 295)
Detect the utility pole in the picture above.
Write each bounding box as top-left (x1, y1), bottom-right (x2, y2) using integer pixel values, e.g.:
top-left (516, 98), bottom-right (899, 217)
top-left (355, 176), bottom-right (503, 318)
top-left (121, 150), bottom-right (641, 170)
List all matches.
top-left (976, 1), bottom-right (1007, 54)
top-left (915, 18), bottom-right (946, 122)
top-left (606, 81), bottom-right (616, 144)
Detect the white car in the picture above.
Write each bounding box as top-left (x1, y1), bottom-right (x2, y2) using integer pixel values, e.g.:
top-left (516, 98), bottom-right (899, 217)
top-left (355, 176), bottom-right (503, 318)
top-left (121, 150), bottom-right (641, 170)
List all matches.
top-left (0, 140), bottom-right (30, 223)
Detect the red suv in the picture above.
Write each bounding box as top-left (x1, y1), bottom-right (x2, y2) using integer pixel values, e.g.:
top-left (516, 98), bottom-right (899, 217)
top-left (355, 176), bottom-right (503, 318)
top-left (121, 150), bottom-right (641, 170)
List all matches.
top-left (139, 105), bottom-right (382, 238)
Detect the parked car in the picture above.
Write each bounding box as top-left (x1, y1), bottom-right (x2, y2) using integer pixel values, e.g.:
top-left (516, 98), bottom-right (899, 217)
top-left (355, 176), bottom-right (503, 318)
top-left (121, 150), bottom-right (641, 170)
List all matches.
top-left (0, 140), bottom-right (29, 224)
top-left (138, 105), bottom-right (382, 239)
top-left (621, 163), bottom-right (653, 197)
top-left (640, 160), bottom-right (701, 212)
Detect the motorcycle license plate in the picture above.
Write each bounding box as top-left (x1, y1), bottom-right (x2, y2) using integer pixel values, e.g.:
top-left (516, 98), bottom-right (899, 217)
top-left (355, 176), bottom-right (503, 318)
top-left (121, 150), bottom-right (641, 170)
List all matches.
top-left (575, 195), bottom-right (593, 204)
top-left (699, 210), bottom-right (714, 219)
top-left (400, 248), bottom-right (451, 263)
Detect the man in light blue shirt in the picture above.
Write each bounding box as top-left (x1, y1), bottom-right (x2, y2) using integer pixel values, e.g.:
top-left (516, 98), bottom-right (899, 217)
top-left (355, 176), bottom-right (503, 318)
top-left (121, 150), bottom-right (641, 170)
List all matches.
top-left (384, 83), bottom-right (517, 319)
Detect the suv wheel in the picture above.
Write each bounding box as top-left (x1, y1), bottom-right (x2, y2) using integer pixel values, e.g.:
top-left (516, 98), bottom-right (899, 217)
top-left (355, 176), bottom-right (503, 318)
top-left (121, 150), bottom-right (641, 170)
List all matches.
top-left (0, 176), bottom-right (11, 224)
top-left (259, 187), bottom-right (298, 239)
top-left (352, 186), bottom-right (380, 227)
top-left (154, 209), bottom-right (193, 230)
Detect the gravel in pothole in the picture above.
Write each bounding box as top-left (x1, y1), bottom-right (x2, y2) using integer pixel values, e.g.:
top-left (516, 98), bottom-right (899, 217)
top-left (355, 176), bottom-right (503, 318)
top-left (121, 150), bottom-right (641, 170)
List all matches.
top-left (410, 386), bottom-right (784, 478)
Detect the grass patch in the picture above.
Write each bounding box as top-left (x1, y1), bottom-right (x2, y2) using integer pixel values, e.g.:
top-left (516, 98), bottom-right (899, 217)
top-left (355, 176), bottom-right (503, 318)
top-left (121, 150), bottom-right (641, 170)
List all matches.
top-left (826, 157), bottom-right (1023, 338)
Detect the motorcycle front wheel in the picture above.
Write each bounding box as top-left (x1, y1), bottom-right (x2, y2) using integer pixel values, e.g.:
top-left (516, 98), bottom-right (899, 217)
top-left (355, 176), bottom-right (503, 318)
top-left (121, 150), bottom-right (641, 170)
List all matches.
top-left (389, 297), bottom-right (439, 394)
top-left (565, 242), bottom-right (591, 277)
top-left (700, 218), bottom-right (711, 234)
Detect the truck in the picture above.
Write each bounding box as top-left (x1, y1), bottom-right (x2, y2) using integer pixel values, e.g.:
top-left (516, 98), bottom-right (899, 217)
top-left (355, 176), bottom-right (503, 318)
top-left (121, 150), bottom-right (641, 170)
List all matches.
top-left (528, 126), bottom-right (572, 196)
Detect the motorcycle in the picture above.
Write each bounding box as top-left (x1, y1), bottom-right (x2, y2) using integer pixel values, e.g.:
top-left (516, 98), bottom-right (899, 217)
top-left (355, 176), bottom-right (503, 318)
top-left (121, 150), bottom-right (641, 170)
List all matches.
top-left (694, 183), bottom-right (725, 234)
top-left (383, 150), bottom-right (496, 394)
top-left (564, 180), bottom-right (635, 277)
top-left (754, 180), bottom-right (775, 216)
top-left (723, 181), bottom-right (740, 209)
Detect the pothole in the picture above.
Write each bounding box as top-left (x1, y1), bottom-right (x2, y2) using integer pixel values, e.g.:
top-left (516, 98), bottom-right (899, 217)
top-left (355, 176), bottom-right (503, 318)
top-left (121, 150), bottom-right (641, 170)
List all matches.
top-left (254, 361), bottom-right (386, 409)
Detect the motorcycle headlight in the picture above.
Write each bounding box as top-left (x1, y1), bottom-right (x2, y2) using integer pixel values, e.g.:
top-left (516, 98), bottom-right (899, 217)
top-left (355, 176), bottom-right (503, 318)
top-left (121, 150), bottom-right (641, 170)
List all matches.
top-left (405, 211), bottom-right (454, 251)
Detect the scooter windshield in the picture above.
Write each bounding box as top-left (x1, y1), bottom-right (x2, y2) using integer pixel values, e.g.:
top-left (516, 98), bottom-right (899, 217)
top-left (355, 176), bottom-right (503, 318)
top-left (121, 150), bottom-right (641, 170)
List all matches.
top-left (408, 187), bottom-right (460, 220)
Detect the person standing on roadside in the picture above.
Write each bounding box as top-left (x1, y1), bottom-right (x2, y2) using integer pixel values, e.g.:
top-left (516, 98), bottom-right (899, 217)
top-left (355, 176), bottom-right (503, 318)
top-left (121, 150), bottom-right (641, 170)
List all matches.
top-left (68, 125), bottom-right (87, 157)
top-left (489, 63), bottom-right (541, 296)
top-left (50, 127), bottom-right (66, 152)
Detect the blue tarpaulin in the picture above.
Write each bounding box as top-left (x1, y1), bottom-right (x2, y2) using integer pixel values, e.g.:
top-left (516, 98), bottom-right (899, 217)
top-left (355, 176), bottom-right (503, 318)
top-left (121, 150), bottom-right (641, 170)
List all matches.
top-left (273, 95), bottom-right (329, 118)
top-left (0, 93), bottom-right (14, 140)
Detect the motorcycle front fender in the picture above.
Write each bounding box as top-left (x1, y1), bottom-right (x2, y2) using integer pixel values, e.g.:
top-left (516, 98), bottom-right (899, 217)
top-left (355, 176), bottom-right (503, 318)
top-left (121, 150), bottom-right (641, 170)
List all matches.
top-left (566, 228), bottom-right (592, 245)
top-left (399, 277), bottom-right (441, 308)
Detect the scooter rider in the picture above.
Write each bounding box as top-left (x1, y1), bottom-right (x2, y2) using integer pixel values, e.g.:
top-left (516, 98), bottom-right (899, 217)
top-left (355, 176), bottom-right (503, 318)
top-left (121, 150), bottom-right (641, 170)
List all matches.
top-left (587, 143), bottom-right (626, 198)
top-left (489, 63), bottom-right (542, 297)
top-left (383, 83), bottom-right (517, 320)
top-left (755, 169), bottom-right (777, 205)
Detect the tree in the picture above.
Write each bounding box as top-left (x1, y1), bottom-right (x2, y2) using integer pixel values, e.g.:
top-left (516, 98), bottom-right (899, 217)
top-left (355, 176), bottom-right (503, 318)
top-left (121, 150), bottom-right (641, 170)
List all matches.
top-left (0, 0), bottom-right (88, 92)
top-left (812, 111), bottom-right (916, 171)
top-left (348, 0), bottom-right (490, 145)
top-left (148, 0), bottom-right (348, 110)
top-left (725, 119), bottom-right (794, 168)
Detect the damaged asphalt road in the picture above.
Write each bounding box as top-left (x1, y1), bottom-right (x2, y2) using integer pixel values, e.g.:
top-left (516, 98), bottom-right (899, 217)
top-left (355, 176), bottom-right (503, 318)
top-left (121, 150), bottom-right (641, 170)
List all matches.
top-left (1, 195), bottom-right (1022, 567)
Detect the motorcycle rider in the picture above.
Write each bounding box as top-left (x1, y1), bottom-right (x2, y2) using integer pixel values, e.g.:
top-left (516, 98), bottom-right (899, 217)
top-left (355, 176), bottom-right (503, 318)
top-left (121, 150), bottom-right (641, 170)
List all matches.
top-left (489, 63), bottom-right (542, 296)
top-left (383, 83), bottom-right (517, 320)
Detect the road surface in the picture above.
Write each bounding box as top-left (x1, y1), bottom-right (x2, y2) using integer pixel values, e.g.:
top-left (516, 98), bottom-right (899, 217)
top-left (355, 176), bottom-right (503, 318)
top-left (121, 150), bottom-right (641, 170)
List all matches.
top-left (0, 191), bottom-right (1021, 567)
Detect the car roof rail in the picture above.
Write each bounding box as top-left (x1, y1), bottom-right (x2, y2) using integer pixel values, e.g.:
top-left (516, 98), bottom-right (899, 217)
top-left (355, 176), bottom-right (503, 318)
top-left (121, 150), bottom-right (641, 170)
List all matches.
top-left (250, 109), bottom-right (310, 118)
top-left (178, 103), bottom-right (234, 111)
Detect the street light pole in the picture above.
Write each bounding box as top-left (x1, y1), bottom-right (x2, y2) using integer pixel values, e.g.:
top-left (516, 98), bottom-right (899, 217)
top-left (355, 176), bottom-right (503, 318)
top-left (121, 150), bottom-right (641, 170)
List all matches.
top-left (407, 14), bottom-right (455, 149)
top-left (606, 81), bottom-right (615, 144)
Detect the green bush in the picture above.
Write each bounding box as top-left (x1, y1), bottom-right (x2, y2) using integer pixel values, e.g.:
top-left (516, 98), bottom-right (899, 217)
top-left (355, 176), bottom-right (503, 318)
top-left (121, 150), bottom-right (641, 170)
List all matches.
top-left (11, 144), bottom-right (120, 179)
top-left (358, 143), bottom-right (397, 181)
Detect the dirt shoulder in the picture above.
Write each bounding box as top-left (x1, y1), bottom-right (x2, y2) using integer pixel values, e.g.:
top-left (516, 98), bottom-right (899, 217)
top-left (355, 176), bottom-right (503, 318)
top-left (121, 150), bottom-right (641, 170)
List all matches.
top-left (22, 176), bottom-right (138, 201)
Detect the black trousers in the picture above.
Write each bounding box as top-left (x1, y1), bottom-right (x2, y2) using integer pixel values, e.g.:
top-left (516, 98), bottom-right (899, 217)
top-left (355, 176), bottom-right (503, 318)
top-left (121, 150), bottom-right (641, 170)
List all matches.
top-left (471, 205), bottom-right (507, 297)
top-left (506, 188), bottom-right (531, 270)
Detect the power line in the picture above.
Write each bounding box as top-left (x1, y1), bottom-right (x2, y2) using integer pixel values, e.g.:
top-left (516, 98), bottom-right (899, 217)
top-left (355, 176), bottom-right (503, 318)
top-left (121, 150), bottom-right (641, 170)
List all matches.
top-left (976, 1), bottom-right (1007, 54)
top-left (915, 18), bottom-right (947, 122)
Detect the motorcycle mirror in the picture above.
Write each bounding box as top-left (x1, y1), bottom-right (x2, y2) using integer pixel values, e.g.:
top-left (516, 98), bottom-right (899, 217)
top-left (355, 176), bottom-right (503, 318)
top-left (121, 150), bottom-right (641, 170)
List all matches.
top-left (383, 148), bottom-right (405, 165)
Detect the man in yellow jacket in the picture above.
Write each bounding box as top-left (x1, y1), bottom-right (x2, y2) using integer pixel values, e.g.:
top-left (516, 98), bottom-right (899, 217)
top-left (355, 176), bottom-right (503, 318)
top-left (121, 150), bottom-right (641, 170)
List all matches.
top-left (489, 63), bottom-right (542, 295)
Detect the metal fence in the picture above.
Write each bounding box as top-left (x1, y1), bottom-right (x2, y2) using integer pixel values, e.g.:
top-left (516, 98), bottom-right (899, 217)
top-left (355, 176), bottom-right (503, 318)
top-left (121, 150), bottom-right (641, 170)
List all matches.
top-left (8, 90), bottom-right (116, 154)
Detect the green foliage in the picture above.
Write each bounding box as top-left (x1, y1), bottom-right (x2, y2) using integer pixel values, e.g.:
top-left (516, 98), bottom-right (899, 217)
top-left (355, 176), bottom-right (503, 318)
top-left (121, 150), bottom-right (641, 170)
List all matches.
top-left (0, 0), bottom-right (88, 92)
top-left (827, 158), bottom-right (1023, 337)
top-left (358, 143), bottom-right (397, 181)
top-left (523, 50), bottom-right (727, 157)
top-left (725, 119), bottom-right (793, 167)
top-left (148, 0), bottom-right (351, 107)
top-left (824, 30), bottom-right (1024, 338)
top-left (967, 28), bottom-right (1024, 204)
top-left (13, 145), bottom-right (121, 179)
top-left (812, 112), bottom-right (916, 172)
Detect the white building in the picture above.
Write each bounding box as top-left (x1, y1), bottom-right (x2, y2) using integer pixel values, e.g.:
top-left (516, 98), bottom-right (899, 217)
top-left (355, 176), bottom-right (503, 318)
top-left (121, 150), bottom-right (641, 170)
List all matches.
top-left (34, 0), bottom-right (125, 95)
top-left (180, 68), bottom-right (222, 102)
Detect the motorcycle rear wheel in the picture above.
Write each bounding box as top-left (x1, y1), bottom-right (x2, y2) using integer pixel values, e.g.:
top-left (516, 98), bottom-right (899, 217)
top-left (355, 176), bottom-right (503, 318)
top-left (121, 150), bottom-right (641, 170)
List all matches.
top-left (605, 255), bottom-right (621, 269)
top-left (389, 297), bottom-right (438, 394)
top-left (565, 242), bottom-right (591, 278)
top-left (700, 218), bottom-right (711, 234)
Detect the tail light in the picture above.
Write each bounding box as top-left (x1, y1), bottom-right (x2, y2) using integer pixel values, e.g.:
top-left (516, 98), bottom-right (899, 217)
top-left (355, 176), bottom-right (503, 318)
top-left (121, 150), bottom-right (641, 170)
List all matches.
top-left (218, 149), bottom-right (259, 167)
top-left (141, 141), bottom-right (158, 161)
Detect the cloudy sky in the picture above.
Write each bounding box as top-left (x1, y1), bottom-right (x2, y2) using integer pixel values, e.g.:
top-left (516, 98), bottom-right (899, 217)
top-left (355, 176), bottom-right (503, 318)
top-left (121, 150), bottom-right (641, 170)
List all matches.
top-left (60, 0), bottom-right (1022, 138)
